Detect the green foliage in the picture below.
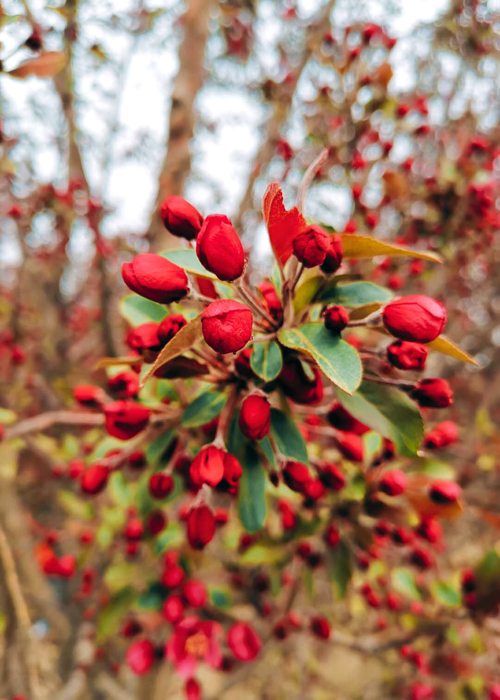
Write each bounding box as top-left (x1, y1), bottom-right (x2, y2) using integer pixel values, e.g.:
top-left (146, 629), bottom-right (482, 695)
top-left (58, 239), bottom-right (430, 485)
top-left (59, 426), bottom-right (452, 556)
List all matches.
top-left (57, 491), bottom-right (94, 520)
top-left (119, 294), bottom-right (166, 326)
top-left (278, 323), bottom-right (362, 394)
top-left (96, 587), bottom-right (136, 642)
top-left (250, 341), bottom-right (283, 381)
top-left (182, 390), bottom-right (227, 427)
top-left (337, 380), bottom-right (424, 456)
top-left (270, 408), bottom-right (308, 464)
top-left (319, 281), bottom-right (393, 307)
top-left (391, 568), bottom-right (423, 601)
top-left (328, 541), bottom-right (351, 599)
top-left (431, 580), bottom-right (460, 607)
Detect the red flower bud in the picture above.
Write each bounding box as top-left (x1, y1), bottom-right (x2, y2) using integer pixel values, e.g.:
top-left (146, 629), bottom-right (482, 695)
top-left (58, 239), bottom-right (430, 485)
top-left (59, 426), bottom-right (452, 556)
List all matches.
top-left (323, 305), bottom-right (349, 333)
top-left (258, 281), bottom-right (283, 322)
top-left (429, 480), bottom-right (461, 504)
top-left (424, 421), bottom-right (458, 449)
top-left (283, 461), bottom-right (312, 493)
top-left (201, 300), bottom-right (253, 354)
top-left (187, 505), bottom-right (216, 549)
top-left (160, 196), bottom-right (203, 240)
top-left (103, 401), bottom-right (151, 440)
top-left (292, 225), bottom-right (331, 268)
top-left (149, 473), bottom-right (175, 499)
top-left (327, 402), bottom-right (368, 434)
top-left (234, 347), bottom-right (254, 379)
top-left (163, 594), bottom-right (184, 623)
top-left (336, 433), bottom-right (364, 462)
top-left (124, 518), bottom-right (143, 541)
top-left (196, 215), bottom-right (245, 281)
top-left (382, 295), bottom-right (446, 343)
top-left (126, 323), bottom-right (163, 360)
top-left (182, 579), bottom-right (207, 608)
top-left (410, 547), bottom-right (434, 570)
top-left (122, 253), bottom-right (189, 304)
top-left (239, 394), bottom-right (271, 440)
top-left (412, 379), bottom-right (453, 408)
top-left (157, 314), bottom-right (187, 345)
top-left (147, 510), bottom-right (167, 535)
top-left (185, 678), bottom-right (201, 700)
top-left (190, 445), bottom-right (225, 487)
top-left (81, 463), bottom-right (110, 495)
top-left (125, 639), bottom-right (155, 675)
top-left (108, 371), bottom-right (140, 398)
top-left (379, 469), bottom-right (408, 496)
top-left (324, 524), bottom-right (340, 548)
top-left (409, 683), bottom-right (435, 700)
top-left (278, 357), bottom-right (323, 405)
top-left (227, 622), bottom-right (262, 661)
top-left (217, 452), bottom-right (243, 495)
top-left (320, 234), bottom-right (343, 273)
top-left (387, 340), bottom-right (428, 370)
top-left (73, 384), bottom-right (104, 408)
top-left (415, 517), bottom-right (442, 543)
top-left (310, 616), bottom-right (330, 640)
top-left (319, 462), bottom-right (346, 491)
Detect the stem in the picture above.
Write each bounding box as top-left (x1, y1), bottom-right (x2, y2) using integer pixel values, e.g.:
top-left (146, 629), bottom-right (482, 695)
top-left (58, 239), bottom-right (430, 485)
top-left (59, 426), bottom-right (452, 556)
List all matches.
top-left (347, 309), bottom-right (382, 327)
top-left (236, 279), bottom-right (277, 327)
top-left (364, 375), bottom-right (416, 390)
top-left (213, 385), bottom-right (239, 448)
top-left (297, 148), bottom-right (330, 214)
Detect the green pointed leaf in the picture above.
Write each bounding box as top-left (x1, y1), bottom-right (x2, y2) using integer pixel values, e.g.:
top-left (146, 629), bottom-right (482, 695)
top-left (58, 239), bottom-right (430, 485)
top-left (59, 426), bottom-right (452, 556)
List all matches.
top-left (475, 548), bottom-right (500, 586)
top-left (182, 390), bottom-right (227, 428)
top-left (208, 586), bottom-right (232, 608)
top-left (228, 411), bottom-right (267, 533)
top-left (337, 380), bottom-right (423, 456)
top-left (391, 568), bottom-right (422, 601)
top-left (108, 472), bottom-right (131, 506)
top-left (278, 323), bottom-right (362, 394)
top-left (119, 294), bottom-right (166, 326)
top-left (250, 341), bottom-right (283, 382)
top-left (96, 587), bottom-right (136, 642)
top-left (136, 582), bottom-right (166, 610)
top-left (270, 408), bottom-right (308, 464)
top-left (327, 541), bottom-right (351, 599)
top-left (240, 544), bottom-right (286, 565)
top-left (431, 580), bottom-right (460, 607)
top-left (154, 522), bottom-right (184, 554)
top-left (319, 281), bottom-right (393, 308)
top-left (293, 276), bottom-right (323, 313)
top-left (258, 436), bottom-right (277, 469)
top-left (145, 429), bottom-right (175, 467)
top-left (57, 490), bottom-right (94, 520)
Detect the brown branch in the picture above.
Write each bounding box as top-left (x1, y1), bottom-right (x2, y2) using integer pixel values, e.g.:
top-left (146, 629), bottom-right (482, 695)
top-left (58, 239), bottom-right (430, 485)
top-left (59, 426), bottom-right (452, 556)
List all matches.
top-left (233, 0), bottom-right (336, 233)
top-left (4, 411), bottom-right (104, 440)
top-left (149, 0), bottom-right (217, 250)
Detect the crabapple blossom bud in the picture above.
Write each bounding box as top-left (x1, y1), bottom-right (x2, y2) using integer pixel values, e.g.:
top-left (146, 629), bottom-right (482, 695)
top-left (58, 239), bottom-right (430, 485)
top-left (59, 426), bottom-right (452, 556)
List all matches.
top-left (429, 480), bottom-right (461, 504)
top-left (323, 305), bottom-right (349, 333)
top-left (320, 234), bottom-right (343, 273)
top-left (411, 379), bottom-right (453, 408)
top-left (149, 473), bottom-right (174, 499)
top-left (278, 357), bottom-right (323, 405)
top-left (327, 402), bottom-right (368, 434)
top-left (163, 595), bottom-right (184, 624)
top-left (201, 300), bottom-right (253, 354)
top-left (196, 215), bottom-right (245, 281)
top-left (336, 433), bottom-right (364, 462)
top-left (160, 196), bottom-right (203, 240)
top-left (81, 464), bottom-right (110, 495)
top-left (382, 295), bottom-right (446, 343)
top-left (157, 314), bottom-right (187, 345)
top-left (122, 254), bottom-right (189, 304)
top-left (379, 469), bottom-right (408, 496)
top-left (258, 281), bottom-right (283, 322)
top-left (73, 385), bottom-right (104, 408)
top-left (103, 401), bottom-right (150, 440)
top-left (387, 340), bottom-right (428, 370)
top-left (310, 616), bottom-right (330, 640)
top-left (125, 639), bottom-right (155, 675)
top-left (292, 225), bottom-right (331, 268)
top-left (424, 421), bottom-right (459, 449)
top-left (227, 622), bottom-right (262, 661)
top-left (182, 580), bottom-right (207, 608)
top-left (283, 461), bottom-right (312, 493)
top-left (238, 394), bottom-right (271, 440)
top-left (187, 505), bottom-right (216, 549)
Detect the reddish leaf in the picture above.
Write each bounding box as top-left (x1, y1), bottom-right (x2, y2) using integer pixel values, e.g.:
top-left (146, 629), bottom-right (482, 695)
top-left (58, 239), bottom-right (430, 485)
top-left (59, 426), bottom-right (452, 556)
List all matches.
top-left (263, 183), bottom-right (306, 266)
top-left (7, 51), bottom-right (67, 79)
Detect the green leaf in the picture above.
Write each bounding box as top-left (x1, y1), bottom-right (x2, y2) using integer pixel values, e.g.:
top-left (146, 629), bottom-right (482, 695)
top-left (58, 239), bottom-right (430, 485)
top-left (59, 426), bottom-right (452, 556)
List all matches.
top-left (340, 233), bottom-right (442, 263)
top-left (413, 458), bottom-right (455, 479)
top-left (228, 412), bottom-right (267, 533)
top-left (57, 490), bottom-right (94, 520)
top-left (328, 541), bottom-right (351, 599)
top-left (145, 429), bottom-right (175, 467)
top-left (0, 408), bottom-right (17, 424)
top-left (270, 408), bottom-right (308, 464)
top-left (136, 582), bottom-right (166, 610)
top-left (258, 436), bottom-right (277, 469)
top-left (96, 587), bottom-right (136, 642)
top-left (209, 586), bottom-right (232, 608)
top-left (337, 380), bottom-right (423, 456)
top-left (475, 548), bottom-right (500, 586)
top-left (319, 281), bottom-right (393, 308)
top-left (391, 568), bottom-right (422, 601)
top-left (278, 323), bottom-right (362, 394)
top-left (240, 544), bottom-right (286, 565)
top-left (161, 249), bottom-right (226, 282)
top-left (119, 294), bottom-right (166, 326)
top-left (293, 276), bottom-right (322, 313)
top-left (182, 390), bottom-right (227, 428)
top-left (154, 522), bottom-right (184, 555)
top-left (250, 341), bottom-right (283, 382)
top-left (104, 563), bottom-right (140, 592)
top-left (108, 472), bottom-right (131, 507)
top-left (431, 580), bottom-right (460, 607)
